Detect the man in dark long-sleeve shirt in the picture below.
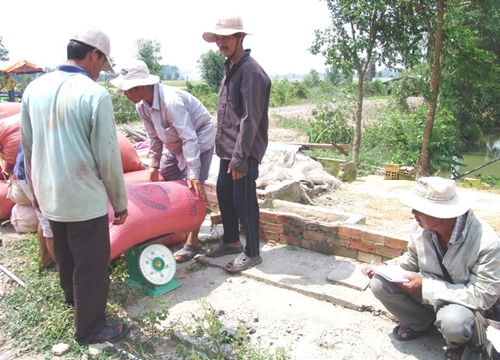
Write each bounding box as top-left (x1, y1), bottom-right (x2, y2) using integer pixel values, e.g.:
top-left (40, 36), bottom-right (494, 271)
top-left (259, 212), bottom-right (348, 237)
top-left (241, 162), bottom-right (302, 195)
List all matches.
top-left (203, 16), bottom-right (271, 272)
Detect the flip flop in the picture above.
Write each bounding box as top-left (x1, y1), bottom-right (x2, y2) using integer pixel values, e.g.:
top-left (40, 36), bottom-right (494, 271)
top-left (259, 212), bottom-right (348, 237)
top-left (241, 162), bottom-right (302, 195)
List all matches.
top-left (392, 324), bottom-right (421, 341)
top-left (89, 323), bottom-right (129, 344)
top-left (206, 243), bottom-right (244, 258)
top-left (225, 253), bottom-right (262, 273)
top-left (174, 244), bottom-right (202, 263)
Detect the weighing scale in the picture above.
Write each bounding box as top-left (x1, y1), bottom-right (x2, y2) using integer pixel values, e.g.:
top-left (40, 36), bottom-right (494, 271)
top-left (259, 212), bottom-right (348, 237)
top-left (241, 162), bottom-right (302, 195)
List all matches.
top-left (124, 234), bottom-right (181, 298)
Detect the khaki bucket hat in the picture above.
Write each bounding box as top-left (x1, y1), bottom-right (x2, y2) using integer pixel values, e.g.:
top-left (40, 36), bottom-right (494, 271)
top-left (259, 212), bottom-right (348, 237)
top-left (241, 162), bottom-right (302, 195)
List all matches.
top-left (399, 177), bottom-right (473, 219)
top-left (202, 16), bottom-right (252, 43)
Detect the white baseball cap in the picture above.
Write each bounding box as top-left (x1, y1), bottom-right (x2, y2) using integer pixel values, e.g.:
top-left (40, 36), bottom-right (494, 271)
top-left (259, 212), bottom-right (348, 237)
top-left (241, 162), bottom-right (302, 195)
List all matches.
top-left (71, 28), bottom-right (114, 72)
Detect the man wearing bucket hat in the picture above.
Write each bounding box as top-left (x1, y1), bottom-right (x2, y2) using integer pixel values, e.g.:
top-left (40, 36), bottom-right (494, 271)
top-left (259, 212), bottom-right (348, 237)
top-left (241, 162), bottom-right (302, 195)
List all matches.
top-left (110, 60), bottom-right (215, 263)
top-left (362, 177), bottom-right (500, 359)
top-left (20, 28), bottom-right (129, 344)
top-left (202, 16), bottom-right (271, 272)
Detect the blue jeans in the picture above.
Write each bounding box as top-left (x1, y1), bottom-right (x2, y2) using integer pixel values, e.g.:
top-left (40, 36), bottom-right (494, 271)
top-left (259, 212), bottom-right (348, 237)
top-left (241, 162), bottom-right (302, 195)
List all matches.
top-left (216, 157), bottom-right (260, 257)
top-left (8, 90), bottom-right (15, 102)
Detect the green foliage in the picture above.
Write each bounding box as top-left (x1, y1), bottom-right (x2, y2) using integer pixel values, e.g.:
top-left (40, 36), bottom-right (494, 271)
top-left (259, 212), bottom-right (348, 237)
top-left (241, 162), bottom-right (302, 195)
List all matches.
top-left (362, 102), bottom-right (461, 173)
top-left (185, 80), bottom-right (219, 114)
top-left (362, 80), bottom-right (386, 97)
top-left (270, 78), bottom-right (294, 107)
top-left (161, 65), bottom-right (182, 81)
top-left (198, 50), bottom-right (225, 91)
top-left (0, 36), bottom-right (9, 60)
top-left (134, 38), bottom-right (163, 76)
top-left (107, 85), bottom-right (141, 125)
top-left (474, 175), bottom-right (500, 189)
top-left (307, 92), bottom-right (356, 144)
top-left (388, 65), bottom-right (431, 112)
top-left (324, 66), bottom-right (352, 86)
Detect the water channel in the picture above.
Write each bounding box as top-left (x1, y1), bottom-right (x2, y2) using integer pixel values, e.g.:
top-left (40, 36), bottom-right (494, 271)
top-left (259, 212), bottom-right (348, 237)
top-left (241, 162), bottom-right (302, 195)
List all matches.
top-left (441, 131), bottom-right (500, 180)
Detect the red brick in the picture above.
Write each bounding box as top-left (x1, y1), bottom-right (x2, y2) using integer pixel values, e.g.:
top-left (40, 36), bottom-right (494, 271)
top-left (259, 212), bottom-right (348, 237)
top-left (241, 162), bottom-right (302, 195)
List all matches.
top-left (360, 230), bottom-right (386, 245)
top-left (210, 214), bottom-right (222, 225)
top-left (304, 230), bottom-right (324, 242)
top-left (277, 214), bottom-right (291, 224)
top-left (265, 223), bottom-right (285, 234)
top-left (338, 226), bottom-right (361, 239)
top-left (260, 210), bottom-right (277, 222)
top-left (290, 227), bottom-right (302, 234)
top-left (350, 239), bottom-right (375, 253)
top-left (281, 235), bottom-right (300, 246)
top-left (332, 237), bottom-right (350, 247)
top-left (332, 245), bottom-right (358, 259)
top-left (385, 236), bottom-right (408, 251)
top-left (375, 245), bottom-right (404, 259)
top-left (301, 240), bottom-right (312, 249)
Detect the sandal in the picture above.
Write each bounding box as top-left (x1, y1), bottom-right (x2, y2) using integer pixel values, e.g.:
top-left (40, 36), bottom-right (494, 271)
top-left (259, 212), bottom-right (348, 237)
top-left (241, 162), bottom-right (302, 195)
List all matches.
top-left (206, 243), bottom-right (243, 258)
top-left (225, 253), bottom-right (262, 273)
top-left (445, 344), bottom-right (467, 360)
top-left (392, 324), bottom-right (421, 341)
top-left (174, 244), bottom-right (202, 263)
top-left (89, 323), bottom-right (129, 344)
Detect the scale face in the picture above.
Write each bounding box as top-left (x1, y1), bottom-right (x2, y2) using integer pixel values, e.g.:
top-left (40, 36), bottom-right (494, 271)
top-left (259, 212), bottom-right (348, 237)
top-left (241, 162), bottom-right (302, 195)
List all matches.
top-left (138, 243), bottom-right (176, 285)
top-left (125, 239), bottom-right (182, 297)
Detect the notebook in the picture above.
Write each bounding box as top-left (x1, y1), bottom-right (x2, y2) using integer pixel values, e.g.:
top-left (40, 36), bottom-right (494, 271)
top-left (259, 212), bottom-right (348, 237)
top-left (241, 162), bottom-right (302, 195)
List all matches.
top-left (369, 264), bottom-right (411, 283)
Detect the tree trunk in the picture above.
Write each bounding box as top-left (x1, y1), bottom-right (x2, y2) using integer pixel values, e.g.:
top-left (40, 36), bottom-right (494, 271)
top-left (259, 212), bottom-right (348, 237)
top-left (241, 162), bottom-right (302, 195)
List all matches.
top-left (353, 75), bottom-right (363, 165)
top-left (420, 0), bottom-right (445, 176)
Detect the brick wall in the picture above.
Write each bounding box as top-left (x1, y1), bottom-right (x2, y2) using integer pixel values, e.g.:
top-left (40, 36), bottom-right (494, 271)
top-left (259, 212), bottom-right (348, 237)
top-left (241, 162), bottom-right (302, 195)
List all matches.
top-left (218, 209), bottom-right (408, 263)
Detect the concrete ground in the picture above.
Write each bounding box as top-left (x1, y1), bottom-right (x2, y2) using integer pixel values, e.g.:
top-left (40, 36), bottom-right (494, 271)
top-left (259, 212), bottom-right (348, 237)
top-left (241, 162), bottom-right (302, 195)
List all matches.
top-left (125, 219), bottom-right (454, 360)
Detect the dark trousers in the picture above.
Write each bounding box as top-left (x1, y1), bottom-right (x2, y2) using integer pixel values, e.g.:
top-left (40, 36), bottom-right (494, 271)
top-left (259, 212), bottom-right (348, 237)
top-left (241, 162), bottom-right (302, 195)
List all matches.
top-left (49, 215), bottom-right (110, 344)
top-left (8, 90), bottom-right (15, 102)
top-left (216, 157), bottom-right (260, 257)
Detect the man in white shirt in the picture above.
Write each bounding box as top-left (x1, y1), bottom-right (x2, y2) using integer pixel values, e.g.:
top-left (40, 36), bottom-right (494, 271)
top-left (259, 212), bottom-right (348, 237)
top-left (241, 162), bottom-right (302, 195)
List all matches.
top-left (111, 60), bottom-right (215, 263)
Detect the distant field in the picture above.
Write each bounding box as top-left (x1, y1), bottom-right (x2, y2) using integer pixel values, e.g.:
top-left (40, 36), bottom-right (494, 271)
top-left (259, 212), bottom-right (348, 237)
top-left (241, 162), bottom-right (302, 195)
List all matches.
top-left (162, 79), bottom-right (203, 88)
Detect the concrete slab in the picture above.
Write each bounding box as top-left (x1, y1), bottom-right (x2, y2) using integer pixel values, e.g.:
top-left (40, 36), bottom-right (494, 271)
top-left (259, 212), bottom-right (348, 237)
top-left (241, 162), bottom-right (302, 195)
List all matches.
top-left (196, 239), bottom-right (386, 314)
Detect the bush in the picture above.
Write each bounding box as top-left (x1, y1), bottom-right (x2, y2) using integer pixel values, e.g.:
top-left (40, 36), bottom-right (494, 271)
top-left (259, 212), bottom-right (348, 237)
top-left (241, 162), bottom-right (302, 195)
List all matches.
top-left (307, 92), bottom-right (356, 144)
top-left (185, 80), bottom-right (219, 114)
top-left (110, 89), bottom-right (141, 125)
top-left (362, 102), bottom-right (462, 173)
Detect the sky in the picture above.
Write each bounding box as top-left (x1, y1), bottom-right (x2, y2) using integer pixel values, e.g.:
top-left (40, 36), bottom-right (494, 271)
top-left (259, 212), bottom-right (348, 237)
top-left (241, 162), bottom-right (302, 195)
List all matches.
top-left (0, 0), bottom-right (332, 79)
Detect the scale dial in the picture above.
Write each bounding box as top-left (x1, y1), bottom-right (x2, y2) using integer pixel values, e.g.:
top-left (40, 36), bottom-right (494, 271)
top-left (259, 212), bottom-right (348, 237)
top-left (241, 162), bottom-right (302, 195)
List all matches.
top-left (138, 243), bottom-right (176, 286)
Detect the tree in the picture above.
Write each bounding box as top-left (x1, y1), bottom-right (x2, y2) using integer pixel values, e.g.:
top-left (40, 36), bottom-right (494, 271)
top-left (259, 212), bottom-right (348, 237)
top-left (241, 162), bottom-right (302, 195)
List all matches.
top-left (134, 39), bottom-right (163, 76)
top-left (311, 0), bottom-right (425, 164)
top-left (405, 0), bottom-right (495, 175)
top-left (197, 50), bottom-right (225, 90)
top-left (0, 36), bottom-right (9, 60)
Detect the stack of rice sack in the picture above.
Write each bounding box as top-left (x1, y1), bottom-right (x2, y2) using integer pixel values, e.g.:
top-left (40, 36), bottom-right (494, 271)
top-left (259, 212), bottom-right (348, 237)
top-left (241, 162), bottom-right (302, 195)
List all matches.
top-left (0, 101), bottom-right (146, 233)
top-left (0, 102), bottom-right (20, 222)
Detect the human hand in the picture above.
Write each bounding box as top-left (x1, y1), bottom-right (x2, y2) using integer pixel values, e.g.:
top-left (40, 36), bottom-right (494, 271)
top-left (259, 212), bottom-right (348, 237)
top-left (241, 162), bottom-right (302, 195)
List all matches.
top-left (187, 179), bottom-right (203, 197)
top-left (398, 273), bottom-right (422, 293)
top-left (361, 261), bottom-right (385, 279)
top-left (227, 167), bottom-right (245, 180)
top-left (113, 210), bottom-right (128, 225)
top-left (148, 167), bottom-right (159, 182)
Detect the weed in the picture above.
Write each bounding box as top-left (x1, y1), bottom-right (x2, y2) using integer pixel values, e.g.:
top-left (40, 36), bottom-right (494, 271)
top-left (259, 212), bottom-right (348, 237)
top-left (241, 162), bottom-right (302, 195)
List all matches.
top-left (316, 339), bottom-right (337, 350)
top-left (187, 262), bottom-right (208, 273)
top-left (175, 299), bottom-right (291, 360)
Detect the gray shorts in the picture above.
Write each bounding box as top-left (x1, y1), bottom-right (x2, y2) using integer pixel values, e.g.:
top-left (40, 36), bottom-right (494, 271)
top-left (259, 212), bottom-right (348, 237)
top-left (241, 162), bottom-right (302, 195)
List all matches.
top-left (159, 146), bottom-right (214, 184)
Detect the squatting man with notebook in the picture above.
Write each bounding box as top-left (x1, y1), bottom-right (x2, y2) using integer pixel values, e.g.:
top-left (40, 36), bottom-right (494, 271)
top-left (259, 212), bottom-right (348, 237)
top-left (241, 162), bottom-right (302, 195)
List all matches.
top-left (362, 176), bottom-right (500, 360)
